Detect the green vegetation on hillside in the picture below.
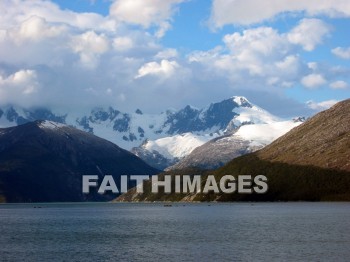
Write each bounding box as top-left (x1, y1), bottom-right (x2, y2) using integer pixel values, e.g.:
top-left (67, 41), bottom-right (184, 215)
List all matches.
top-left (116, 154), bottom-right (350, 202)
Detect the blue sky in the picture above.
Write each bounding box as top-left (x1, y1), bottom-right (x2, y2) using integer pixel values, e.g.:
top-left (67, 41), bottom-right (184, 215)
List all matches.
top-left (0, 0), bottom-right (349, 117)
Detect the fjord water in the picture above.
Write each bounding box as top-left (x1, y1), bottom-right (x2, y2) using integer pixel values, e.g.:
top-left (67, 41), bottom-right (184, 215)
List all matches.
top-left (1, 203), bottom-right (350, 261)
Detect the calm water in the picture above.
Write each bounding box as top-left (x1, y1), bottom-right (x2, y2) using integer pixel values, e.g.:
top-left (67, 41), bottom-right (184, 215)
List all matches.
top-left (0, 202), bottom-right (350, 262)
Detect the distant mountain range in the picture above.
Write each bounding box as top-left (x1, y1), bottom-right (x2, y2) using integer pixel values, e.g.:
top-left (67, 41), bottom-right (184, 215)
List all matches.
top-left (117, 99), bottom-right (350, 202)
top-left (0, 96), bottom-right (304, 170)
top-left (1, 98), bottom-right (348, 203)
top-left (0, 121), bottom-right (158, 203)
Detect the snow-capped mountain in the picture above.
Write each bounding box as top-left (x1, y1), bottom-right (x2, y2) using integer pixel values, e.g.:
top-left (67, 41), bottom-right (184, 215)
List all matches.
top-left (0, 96), bottom-right (303, 170)
top-left (167, 120), bottom-right (303, 170)
top-left (130, 97), bottom-right (299, 169)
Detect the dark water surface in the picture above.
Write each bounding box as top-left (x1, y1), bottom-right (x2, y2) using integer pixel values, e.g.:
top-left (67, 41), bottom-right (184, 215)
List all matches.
top-left (1, 202), bottom-right (350, 261)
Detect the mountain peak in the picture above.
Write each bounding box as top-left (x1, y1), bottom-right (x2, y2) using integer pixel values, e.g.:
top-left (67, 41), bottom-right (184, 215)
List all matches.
top-left (231, 96), bottom-right (252, 107)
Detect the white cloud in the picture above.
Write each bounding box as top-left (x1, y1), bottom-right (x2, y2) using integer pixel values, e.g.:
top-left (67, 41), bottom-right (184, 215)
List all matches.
top-left (187, 18), bottom-right (336, 91)
top-left (330, 80), bottom-right (348, 89)
top-left (155, 21), bottom-right (172, 38)
top-left (155, 48), bottom-right (178, 59)
top-left (332, 47), bottom-right (350, 59)
top-left (9, 15), bottom-right (67, 44)
top-left (307, 62), bottom-right (318, 70)
top-left (110, 0), bottom-right (185, 37)
top-left (135, 59), bottom-right (179, 79)
top-left (210, 0), bottom-right (350, 27)
top-left (301, 74), bottom-right (327, 88)
top-left (223, 27), bottom-right (287, 56)
top-left (220, 27), bottom-right (289, 77)
top-left (71, 31), bottom-right (110, 69)
top-left (0, 70), bottom-right (38, 94)
top-left (0, 70), bottom-right (39, 105)
top-left (0, 0), bottom-right (166, 110)
top-left (188, 46), bottom-right (222, 63)
top-left (113, 36), bottom-right (134, 51)
top-left (72, 31), bottom-right (110, 55)
top-left (188, 26), bottom-right (305, 87)
top-left (306, 99), bottom-right (338, 111)
top-left (287, 19), bottom-right (331, 51)
top-left (275, 55), bottom-right (300, 71)
top-left (0, 0), bottom-right (116, 31)
top-left (0, 0), bottom-right (345, 118)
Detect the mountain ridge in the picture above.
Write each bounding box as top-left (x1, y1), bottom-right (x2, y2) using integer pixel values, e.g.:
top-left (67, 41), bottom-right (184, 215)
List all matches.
top-left (255, 98), bottom-right (350, 171)
top-left (0, 96), bottom-right (277, 149)
top-left (0, 96), bottom-right (303, 170)
top-left (0, 120), bottom-right (159, 203)
top-left (116, 99), bottom-right (350, 202)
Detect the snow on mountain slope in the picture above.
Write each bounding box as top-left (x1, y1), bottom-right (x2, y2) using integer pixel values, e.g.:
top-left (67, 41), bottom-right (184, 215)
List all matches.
top-left (168, 119), bottom-right (303, 170)
top-left (143, 132), bottom-right (219, 160)
top-left (0, 96), bottom-right (305, 170)
top-left (76, 109), bottom-right (172, 149)
top-left (0, 96), bottom-right (268, 149)
top-left (205, 96), bottom-right (280, 132)
top-left (233, 120), bottom-right (302, 146)
top-left (39, 120), bottom-right (67, 130)
top-left (230, 104), bottom-right (278, 126)
top-left (131, 97), bottom-right (303, 170)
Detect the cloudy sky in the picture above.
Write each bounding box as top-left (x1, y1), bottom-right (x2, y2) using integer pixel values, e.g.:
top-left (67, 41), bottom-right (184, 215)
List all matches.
top-left (0, 0), bottom-right (349, 117)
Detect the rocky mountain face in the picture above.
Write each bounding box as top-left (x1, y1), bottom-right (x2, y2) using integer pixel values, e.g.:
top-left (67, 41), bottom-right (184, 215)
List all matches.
top-left (167, 135), bottom-right (261, 170)
top-left (117, 99), bottom-right (350, 202)
top-left (0, 121), bottom-right (158, 203)
top-left (0, 97), bottom-right (258, 147)
top-left (131, 145), bottom-right (178, 171)
top-left (0, 96), bottom-right (301, 170)
top-left (0, 107), bottom-right (66, 126)
top-left (167, 119), bottom-right (303, 170)
top-left (130, 97), bottom-right (301, 169)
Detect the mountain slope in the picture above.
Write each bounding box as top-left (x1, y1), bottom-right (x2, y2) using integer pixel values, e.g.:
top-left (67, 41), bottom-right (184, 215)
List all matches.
top-left (168, 120), bottom-right (302, 170)
top-left (130, 96), bottom-right (290, 169)
top-left (0, 121), bottom-right (158, 203)
top-left (131, 132), bottom-right (217, 170)
top-left (255, 99), bottom-right (350, 171)
top-left (117, 99), bottom-right (350, 202)
top-left (194, 98), bottom-right (350, 201)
